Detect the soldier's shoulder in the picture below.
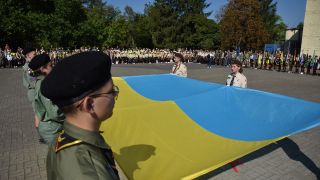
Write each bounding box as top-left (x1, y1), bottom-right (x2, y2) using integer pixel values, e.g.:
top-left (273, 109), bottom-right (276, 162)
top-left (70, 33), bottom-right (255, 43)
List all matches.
top-left (55, 130), bottom-right (83, 153)
top-left (237, 73), bottom-right (246, 78)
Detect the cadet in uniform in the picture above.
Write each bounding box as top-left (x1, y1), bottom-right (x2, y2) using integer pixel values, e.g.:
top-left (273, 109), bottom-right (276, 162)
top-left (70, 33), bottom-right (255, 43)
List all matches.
top-left (22, 46), bottom-right (37, 100)
top-left (28, 54), bottom-right (65, 145)
top-left (22, 46), bottom-right (44, 139)
top-left (171, 52), bottom-right (187, 77)
top-left (312, 55), bottom-right (318, 75)
top-left (299, 54), bottom-right (305, 74)
top-left (42, 52), bottom-right (120, 180)
top-left (226, 60), bottom-right (247, 88)
top-left (306, 55), bottom-right (312, 75)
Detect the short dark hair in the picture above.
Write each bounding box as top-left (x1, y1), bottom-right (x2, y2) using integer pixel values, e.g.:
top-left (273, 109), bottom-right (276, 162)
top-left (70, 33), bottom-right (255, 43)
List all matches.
top-left (60, 103), bottom-right (78, 115)
top-left (232, 60), bottom-right (242, 66)
top-left (232, 60), bottom-right (243, 73)
top-left (174, 52), bottom-right (184, 61)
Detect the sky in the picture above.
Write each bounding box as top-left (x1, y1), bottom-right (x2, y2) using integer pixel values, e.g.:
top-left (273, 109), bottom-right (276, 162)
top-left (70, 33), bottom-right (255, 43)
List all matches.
top-left (106, 0), bottom-right (306, 28)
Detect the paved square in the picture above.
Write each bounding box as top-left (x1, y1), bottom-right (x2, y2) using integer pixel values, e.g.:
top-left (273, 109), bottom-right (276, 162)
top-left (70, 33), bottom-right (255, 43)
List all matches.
top-left (0, 63), bottom-right (319, 179)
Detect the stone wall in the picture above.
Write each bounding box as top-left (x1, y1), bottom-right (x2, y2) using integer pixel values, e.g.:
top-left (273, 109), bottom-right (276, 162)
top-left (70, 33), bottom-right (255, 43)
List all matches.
top-left (301, 0), bottom-right (320, 56)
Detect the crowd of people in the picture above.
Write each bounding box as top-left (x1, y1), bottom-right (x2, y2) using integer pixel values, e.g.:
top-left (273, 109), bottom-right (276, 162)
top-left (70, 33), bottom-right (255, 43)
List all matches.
top-left (109, 48), bottom-right (320, 76)
top-left (1, 44), bottom-right (320, 76)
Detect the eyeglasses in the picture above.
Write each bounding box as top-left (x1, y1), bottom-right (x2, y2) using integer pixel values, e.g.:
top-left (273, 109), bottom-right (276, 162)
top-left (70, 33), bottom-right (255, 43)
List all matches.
top-left (90, 85), bottom-right (119, 100)
top-left (76, 85), bottom-right (120, 108)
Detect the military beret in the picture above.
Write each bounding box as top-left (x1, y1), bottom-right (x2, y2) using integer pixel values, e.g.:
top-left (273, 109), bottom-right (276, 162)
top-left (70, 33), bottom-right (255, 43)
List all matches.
top-left (40, 51), bottom-right (112, 107)
top-left (28, 54), bottom-right (51, 71)
top-left (23, 46), bottom-right (36, 55)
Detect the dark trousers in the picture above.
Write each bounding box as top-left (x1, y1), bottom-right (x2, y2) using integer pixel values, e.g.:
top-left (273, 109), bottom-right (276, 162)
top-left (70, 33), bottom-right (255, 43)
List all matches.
top-left (306, 65), bottom-right (311, 74)
top-left (295, 64), bottom-right (299, 73)
top-left (312, 65), bottom-right (317, 75)
top-left (301, 66), bottom-right (305, 73)
top-left (289, 64), bottom-right (293, 72)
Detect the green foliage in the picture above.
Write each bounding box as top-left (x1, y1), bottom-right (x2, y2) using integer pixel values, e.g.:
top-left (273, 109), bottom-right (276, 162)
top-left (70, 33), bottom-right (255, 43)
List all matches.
top-left (258, 0), bottom-right (287, 43)
top-left (128, 14), bottom-right (154, 48)
top-left (272, 20), bottom-right (287, 44)
top-left (76, 2), bottom-right (119, 47)
top-left (220, 0), bottom-right (269, 50)
top-left (146, 0), bottom-right (219, 49)
top-left (0, 0), bottom-right (286, 50)
top-left (297, 22), bottom-right (303, 30)
top-left (105, 17), bottom-right (131, 48)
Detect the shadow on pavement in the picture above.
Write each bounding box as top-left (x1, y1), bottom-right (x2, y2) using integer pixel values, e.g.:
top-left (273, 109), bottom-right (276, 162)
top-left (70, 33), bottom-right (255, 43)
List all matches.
top-left (197, 137), bottom-right (320, 179)
top-left (278, 138), bottom-right (320, 179)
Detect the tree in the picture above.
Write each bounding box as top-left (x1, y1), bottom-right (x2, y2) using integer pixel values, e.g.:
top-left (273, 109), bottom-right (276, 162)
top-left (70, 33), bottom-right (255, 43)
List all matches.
top-left (219, 0), bottom-right (269, 50)
top-left (105, 17), bottom-right (131, 48)
top-left (0, 0), bottom-right (220, 49)
top-left (272, 20), bottom-right (287, 44)
top-left (124, 6), bottom-right (137, 22)
top-left (214, 4), bottom-right (227, 22)
top-left (132, 14), bottom-right (154, 48)
top-left (123, 6), bottom-right (153, 48)
top-left (146, 1), bottom-right (179, 49)
top-left (146, 0), bottom-right (218, 49)
top-left (0, 0), bottom-right (56, 48)
top-left (76, 1), bottom-right (120, 47)
top-left (258, 0), bottom-right (286, 43)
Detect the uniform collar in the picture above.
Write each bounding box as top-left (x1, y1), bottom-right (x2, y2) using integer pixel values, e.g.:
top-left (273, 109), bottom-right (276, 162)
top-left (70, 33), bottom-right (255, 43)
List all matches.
top-left (232, 72), bottom-right (240, 76)
top-left (63, 121), bottom-right (110, 149)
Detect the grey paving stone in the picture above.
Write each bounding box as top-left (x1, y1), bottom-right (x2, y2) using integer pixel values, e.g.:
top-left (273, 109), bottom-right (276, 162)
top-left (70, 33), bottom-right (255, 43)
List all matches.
top-left (1, 65), bottom-right (320, 180)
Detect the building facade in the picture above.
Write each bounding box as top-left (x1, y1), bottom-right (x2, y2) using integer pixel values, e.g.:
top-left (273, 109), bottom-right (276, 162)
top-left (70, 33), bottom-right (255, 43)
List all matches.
top-left (301, 0), bottom-right (320, 56)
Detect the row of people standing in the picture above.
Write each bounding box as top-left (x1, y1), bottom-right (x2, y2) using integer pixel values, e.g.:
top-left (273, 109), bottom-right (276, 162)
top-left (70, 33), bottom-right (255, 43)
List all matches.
top-left (207, 50), bottom-right (320, 76)
top-left (241, 51), bottom-right (319, 75)
top-left (4, 45), bottom-right (319, 78)
top-left (108, 48), bottom-right (320, 77)
top-left (3, 45), bottom-right (319, 76)
top-left (0, 46), bottom-right (26, 68)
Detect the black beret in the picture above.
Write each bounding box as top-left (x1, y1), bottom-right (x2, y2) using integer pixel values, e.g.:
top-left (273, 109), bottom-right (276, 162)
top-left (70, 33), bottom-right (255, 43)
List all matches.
top-left (40, 51), bottom-right (112, 107)
top-left (28, 54), bottom-right (50, 71)
top-left (23, 46), bottom-right (36, 55)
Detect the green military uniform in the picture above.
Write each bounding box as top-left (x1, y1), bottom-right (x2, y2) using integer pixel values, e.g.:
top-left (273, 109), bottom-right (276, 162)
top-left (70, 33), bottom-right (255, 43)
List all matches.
top-left (43, 52), bottom-right (120, 180)
top-left (47, 121), bottom-right (119, 180)
top-left (34, 76), bottom-right (65, 145)
top-left (22, 62), bottom-right (37, 104)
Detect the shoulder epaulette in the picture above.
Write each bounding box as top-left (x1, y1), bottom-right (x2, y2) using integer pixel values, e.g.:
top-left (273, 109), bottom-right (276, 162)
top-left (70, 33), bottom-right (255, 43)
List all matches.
top-left (55, 130), bottom-right (83, 152)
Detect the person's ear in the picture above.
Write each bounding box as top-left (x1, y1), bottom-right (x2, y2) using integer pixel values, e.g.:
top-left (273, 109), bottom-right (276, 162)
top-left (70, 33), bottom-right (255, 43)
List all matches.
top-left (39, 66), bottom-right (45, 73)
top-left (81, 97), bottom-right (95, 113)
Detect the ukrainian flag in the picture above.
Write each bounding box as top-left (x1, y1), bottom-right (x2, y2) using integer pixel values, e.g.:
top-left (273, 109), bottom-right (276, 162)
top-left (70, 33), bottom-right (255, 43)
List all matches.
top-left (100, 74), bottom-right (320, 180)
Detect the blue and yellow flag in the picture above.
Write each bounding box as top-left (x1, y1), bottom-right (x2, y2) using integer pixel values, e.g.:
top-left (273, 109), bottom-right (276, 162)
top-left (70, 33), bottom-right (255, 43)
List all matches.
top-left (100, 74), bottom-right (320, 180)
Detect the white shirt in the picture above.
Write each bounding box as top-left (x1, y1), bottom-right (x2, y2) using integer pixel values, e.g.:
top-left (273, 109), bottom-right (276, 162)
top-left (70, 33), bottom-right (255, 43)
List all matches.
top-left (226, 72), bottom-right (247, 88)
top-left (171, 63), bottom-right (187, 77)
